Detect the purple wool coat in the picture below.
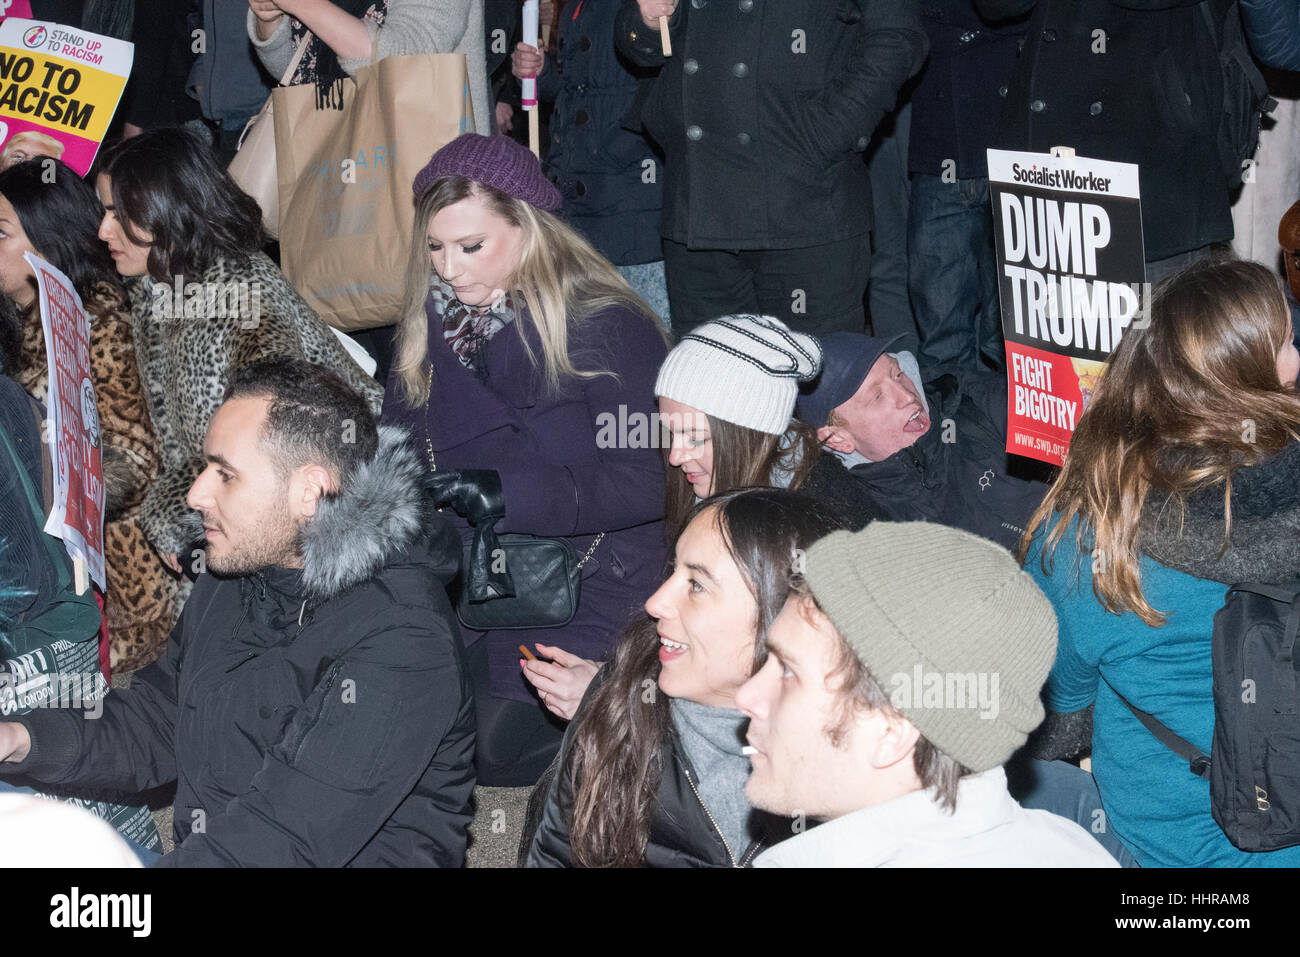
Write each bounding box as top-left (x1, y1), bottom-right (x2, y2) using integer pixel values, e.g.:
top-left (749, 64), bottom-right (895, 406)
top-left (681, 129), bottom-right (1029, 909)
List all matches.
top-left (381, 296), bottom-right (669, 702)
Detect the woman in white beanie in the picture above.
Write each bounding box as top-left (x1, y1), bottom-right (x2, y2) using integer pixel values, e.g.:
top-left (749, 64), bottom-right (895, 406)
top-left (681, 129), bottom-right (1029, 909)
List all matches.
top-left (521, 314), bottom-right (886, 719)
top-left (654, 314), bottom-right (887, 534)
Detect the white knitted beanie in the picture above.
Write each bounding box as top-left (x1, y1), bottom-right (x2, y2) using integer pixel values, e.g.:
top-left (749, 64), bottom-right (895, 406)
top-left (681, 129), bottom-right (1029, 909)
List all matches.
top-left (654, 315), bottom-right (822, 435)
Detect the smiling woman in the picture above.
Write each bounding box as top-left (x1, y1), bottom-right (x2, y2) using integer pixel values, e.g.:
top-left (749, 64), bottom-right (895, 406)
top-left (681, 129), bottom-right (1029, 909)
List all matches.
top-left (525, 488), bottom-right (856, 868)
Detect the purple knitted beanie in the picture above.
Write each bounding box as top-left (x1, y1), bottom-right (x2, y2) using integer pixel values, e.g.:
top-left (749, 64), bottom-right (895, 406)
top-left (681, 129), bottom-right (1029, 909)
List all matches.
top-left (412, 133), bottom-right (561, 211)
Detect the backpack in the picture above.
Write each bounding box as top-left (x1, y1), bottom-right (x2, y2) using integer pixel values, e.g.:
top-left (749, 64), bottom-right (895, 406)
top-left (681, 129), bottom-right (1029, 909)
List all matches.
top-left (1121, 582), bottom-right (1300, 852)
top-left (1200, 0), bottom-right (1277, 189)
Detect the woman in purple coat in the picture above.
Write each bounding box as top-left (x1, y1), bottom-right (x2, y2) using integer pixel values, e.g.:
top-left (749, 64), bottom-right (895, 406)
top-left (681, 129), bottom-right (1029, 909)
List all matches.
top-left (381, 134), bottom-right (669, 786)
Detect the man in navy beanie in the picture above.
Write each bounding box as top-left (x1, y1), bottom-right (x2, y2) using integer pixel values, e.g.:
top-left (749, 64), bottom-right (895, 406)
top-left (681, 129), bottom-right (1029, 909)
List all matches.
top-left (797, 332), bottom-right (1048, 550)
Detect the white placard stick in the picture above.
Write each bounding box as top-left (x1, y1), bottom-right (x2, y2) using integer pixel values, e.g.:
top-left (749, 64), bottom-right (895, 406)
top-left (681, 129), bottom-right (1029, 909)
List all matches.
top-left (659, 15), bottom-right (672, 56)
top-left (74, 556), bottom-right (89, 596)
top-left (523, 0), bottom-right (540, 156)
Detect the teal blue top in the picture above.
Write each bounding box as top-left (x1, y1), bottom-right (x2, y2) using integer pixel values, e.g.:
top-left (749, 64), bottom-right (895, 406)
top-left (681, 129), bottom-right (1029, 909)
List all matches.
top-left (1025, 516), bottom-right (1300, 867)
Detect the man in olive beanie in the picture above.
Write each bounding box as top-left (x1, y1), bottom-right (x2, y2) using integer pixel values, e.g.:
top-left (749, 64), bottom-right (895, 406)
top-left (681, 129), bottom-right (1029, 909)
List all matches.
top-left (736, 520), bottom-right (1117, 867)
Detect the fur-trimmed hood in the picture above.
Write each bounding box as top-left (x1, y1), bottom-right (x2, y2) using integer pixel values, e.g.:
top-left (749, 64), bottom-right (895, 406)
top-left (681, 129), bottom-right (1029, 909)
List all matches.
top-left (300, 425), bottom-right (436, 598)
top-left (1139, 441), bottom-right (1300, 585)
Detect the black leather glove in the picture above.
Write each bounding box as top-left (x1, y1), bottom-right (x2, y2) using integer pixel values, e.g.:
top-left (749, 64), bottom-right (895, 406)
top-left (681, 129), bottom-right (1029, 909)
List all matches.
top-left (426, 470), bottom-right (514, 602)
top-left (425, 469), bottom-right (506, 526)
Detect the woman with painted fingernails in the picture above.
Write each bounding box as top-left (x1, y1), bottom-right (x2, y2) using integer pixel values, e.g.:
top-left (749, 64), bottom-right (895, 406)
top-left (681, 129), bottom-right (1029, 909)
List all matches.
top-left (526, 488), bottom-right (855, 867)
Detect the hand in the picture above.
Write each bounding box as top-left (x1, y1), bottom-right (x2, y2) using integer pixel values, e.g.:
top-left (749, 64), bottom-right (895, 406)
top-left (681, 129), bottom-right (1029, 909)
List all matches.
top-left (0, 722), bottom-right (31, 763)
top-left (249, 0), bottom-right (285, 22)
top-left (160, 551), bottom-right (183, 575)
top-left (522, 644), bottom-right (600, 721)
top-left (637, 0), bottom-right (677, 29)
top-left (512, 41), bottom-right (544, 80)
top-left (495, 101), bottom-right (514, 135)
top-left (425, 469), bottom-right (505, 526)
top-left (249, 0), bottom-right (286, 40)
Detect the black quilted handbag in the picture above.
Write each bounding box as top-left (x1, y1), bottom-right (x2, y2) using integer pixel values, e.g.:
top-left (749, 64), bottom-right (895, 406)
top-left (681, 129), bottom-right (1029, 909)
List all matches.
top-left (456, 532), bottom-right (604, 631)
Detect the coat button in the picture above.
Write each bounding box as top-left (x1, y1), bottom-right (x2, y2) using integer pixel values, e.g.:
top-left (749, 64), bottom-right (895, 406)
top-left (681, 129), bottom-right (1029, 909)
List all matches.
top-left (575, 109), bottom-right (589, 126)
top-left (684, 58), bottom-right (699, 75)
top-left (1030, 99), bottom-right (1046, 112)
top-left (732, 62), bottom-right (748, 78)
top-left (1089, 100), bottom-right (1102, 115)
top-left (553, 132), bottom-right (560, 144)
top-left (686, 124), bottom-right (703, 141)
top-left (737, 131), bottom-right (751, 145)
top-left (575, 180), bottom-right (587, 196)
top-left (1042, 29), bottom-right (1057, 41)
top-left (856, 135), bottom-right (869, 150)
top-left (739, 0), bottom-right (753, 10)
top-left (579, 35), bottom-right (592, 52)
top-left (999, 85), bottom-right (1008, 97)
top-left (259, 706), bottom-right (272, 719)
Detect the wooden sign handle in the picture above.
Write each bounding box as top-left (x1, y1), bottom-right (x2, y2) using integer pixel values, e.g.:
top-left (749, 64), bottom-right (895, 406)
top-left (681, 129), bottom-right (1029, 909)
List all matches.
top-left (529, 107), bottom-right (540, 159)
top-left (659, 15), bottom-right (672, 56)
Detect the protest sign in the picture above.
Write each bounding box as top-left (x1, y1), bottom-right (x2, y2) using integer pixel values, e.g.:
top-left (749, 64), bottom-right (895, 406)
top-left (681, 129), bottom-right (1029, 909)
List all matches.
top-left (28, 251), bottom-right (105, 592)
top-left (987, 148), bottom-right (1146, 466)
top-left (0, 17), bottom-right (133, 176)
top-left (0, 2), bottom-right (33, 23)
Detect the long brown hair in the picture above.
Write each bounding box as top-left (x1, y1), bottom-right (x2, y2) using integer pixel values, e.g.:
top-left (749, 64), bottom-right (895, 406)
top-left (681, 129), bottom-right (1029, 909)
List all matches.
top-left (393, 176), bottom-right (663, 405)
top-left (663, 415), bottom-right (821, 536)
top-left (564, 488), bottom-right (851, 867)
top-left (1020, 258), bottom-right (1300, 625)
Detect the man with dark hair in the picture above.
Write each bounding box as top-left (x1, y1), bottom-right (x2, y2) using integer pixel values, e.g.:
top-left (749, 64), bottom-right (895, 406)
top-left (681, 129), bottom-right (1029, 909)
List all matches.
top-left (0, 357), bottom-right (476, 867)
top-left (737, 520), bottom-right (1117, 867)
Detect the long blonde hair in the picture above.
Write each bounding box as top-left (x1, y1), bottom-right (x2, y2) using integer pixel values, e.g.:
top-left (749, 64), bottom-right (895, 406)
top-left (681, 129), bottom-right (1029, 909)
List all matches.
top-left (394, 177), bottom-right (664, 406)
top-left (1020, 258), bottom-right (1300, 626)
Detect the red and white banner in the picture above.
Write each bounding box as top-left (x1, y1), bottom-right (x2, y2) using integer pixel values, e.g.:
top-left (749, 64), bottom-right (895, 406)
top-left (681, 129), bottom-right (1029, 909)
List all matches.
top-left (29, 251), bottom-right (105, 591)
top-left (987, 148), bottom-right (1146, 466)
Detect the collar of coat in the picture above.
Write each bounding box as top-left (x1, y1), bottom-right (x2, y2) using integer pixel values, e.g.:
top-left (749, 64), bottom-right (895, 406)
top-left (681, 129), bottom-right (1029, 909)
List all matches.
top-left (1139, 440), bottom-right (1300, 585)
top-left (297, 424), bottom-right (431, 600)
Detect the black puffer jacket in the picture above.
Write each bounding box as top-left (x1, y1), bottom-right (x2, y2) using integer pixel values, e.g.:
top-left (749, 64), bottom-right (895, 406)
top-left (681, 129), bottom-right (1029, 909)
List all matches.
top-left (846, 370), bottom-right (1048, 550)
top-left (4, 426), bottom-right (477, 867)
top-left (526, 710), bottom-right (774, 868)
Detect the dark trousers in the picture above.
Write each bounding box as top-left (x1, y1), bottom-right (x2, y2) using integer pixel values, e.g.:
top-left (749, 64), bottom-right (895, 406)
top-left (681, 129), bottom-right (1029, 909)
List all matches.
top-left (866, 101), bottom-right (918, 352)
top-left (662, 232), bottom-right (872, 337)
top-left (466, 637), bottom-right (565, 788)
top-left (908, 174), bottom-right (1004, 373)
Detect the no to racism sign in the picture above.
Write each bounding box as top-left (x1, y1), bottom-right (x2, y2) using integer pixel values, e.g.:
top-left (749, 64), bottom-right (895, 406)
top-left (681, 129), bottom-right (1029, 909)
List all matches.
top-left (28, 251), bottom-right (105, 591)
top-left (987, 148), bottom-right (1146, 466)
top-left (0, 17), bottom-right (133, 176)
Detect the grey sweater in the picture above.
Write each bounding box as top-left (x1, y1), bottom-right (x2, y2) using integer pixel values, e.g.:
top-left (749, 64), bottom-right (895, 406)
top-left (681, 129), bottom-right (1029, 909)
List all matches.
top-left (247, 0), bottom-right (491, 136)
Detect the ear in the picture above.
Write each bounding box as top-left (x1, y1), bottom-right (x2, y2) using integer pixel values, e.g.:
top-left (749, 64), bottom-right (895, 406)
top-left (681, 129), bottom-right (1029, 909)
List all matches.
top-left (295, 463), bottom-right (337, 519)
top-left (818, 424), bottom-right (856, 455)
top-left (869, 711), bottom-right (921, 771)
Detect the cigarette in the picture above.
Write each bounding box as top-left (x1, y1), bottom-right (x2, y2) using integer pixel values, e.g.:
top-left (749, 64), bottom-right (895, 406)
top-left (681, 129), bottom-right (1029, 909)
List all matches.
top-left (519, 644), bottom-right (537, 661)
top-left (741, 745), bottom-right (757, 756)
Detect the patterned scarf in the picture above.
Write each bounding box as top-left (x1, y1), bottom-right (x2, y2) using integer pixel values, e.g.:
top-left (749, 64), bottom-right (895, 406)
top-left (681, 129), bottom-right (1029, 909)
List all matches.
top-left (431, 279), bottom-right (520, 374)
top-left (289, 0), bottom-right (388, 110)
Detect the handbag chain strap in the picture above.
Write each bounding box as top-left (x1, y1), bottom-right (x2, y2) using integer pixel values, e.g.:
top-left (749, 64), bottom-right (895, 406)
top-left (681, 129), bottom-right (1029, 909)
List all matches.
top-left (423, 365), bottom-right (606, 566)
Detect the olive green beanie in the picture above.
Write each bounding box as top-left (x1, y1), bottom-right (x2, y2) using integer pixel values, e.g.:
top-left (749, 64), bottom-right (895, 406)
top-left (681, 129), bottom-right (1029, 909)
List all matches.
top-left (802, 521), bottom-right (1058, 773)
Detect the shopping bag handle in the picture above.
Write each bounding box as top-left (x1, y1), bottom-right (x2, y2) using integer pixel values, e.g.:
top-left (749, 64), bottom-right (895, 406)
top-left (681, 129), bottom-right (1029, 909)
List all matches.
top-left (279, 29), bottom-right (314, 87)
